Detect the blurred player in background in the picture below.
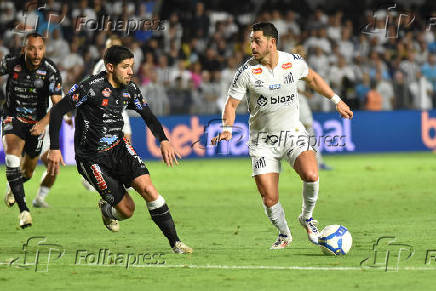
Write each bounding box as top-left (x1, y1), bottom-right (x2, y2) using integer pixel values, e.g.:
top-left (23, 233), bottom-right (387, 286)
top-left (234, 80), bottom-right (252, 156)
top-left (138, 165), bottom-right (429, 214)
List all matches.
top-left (31, 95), bottom-right (73, 208)
top-left (1, 33), bottom-right (62, 227)
top-left (47, 45), bottom-right (192, 253)
top-left (212, 23), bottom-right (353, 249)
top-left (82, 36), bottom-right (132, 191)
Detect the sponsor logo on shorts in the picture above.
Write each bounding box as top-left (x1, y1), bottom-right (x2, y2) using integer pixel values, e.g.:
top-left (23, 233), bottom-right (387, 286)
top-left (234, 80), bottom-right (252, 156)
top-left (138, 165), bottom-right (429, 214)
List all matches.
top-left (91, 164), bottom-right (107, 191)
top-left (252, 68), bottom-right (262, 75)
top-left (282, 62), bottom-right (292, 69)
top-left (102, 88), bottom-right (112, 97)
top-left (254, 157), bottom-right (266, 169)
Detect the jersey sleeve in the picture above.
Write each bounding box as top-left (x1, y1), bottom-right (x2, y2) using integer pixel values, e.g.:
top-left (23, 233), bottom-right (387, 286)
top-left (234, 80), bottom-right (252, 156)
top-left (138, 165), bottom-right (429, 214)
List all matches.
top-left (293, 54), bottom-right (309, 79)
top-left (227, 65), bottom-right (249, 100)
top-left (48, 65), bottom-right (63, 96)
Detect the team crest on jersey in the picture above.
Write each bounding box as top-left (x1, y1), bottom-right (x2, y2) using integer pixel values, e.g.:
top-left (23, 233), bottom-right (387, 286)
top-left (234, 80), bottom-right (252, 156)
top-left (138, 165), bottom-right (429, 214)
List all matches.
top-left (254, 80), bottom-right (264, 88)
top-left (257, 95), bottom-right (267, 106)
top-left (282, 62), bottom-right (292, 69)
top-left (102, 88), bottom-right (112, 97)
top-left (69, 84), bottom-right (78, 94)
top-left (36, 69), bottom-right (47, 76)
top-left (14, 65), bottom-right (21, 72)
top-left (284, 72), bottom-right (294, 84)
top-left (252, 68), bottom-right (262, 75)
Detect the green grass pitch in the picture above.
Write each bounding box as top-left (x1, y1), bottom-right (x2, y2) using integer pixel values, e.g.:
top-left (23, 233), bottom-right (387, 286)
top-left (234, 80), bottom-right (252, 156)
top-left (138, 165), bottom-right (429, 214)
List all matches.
top-left (0, 152), bottom-right (435, 290)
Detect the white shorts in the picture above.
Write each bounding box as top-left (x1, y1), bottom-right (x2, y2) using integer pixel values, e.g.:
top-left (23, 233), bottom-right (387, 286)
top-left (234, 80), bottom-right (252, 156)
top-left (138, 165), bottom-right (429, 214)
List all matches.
top-left (249, 128), bottom-right (314, 176)
top-left (40, 125), bottom-right (50, 154)
top-left (122, 110), bottom-right (132, 136)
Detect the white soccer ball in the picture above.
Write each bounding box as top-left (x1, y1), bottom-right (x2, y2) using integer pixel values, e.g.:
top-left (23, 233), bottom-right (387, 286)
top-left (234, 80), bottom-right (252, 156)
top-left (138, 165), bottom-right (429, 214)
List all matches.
top-left (318, 225), bottom-right (352, 256)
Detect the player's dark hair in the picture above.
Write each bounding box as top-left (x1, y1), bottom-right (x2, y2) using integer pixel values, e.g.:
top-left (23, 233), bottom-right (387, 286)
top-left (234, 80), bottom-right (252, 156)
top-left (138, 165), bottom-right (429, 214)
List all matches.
top-left (25, 32), bottom-right (44, 43)
top-left (104, 45), bottom-right (134, 66)
top-left (252, 22), bottom-right (278, 45)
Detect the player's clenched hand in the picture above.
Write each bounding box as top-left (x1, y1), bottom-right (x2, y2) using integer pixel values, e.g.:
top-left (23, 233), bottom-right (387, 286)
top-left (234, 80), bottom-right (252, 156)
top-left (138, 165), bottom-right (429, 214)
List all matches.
top-left (160, 140), bottom-right (181, 167)
top-left (30, 122), bottom-right (46, 136)
top-left (210, 131), bottom-right (232, 146)
top-left (47, 150), bottom-right (65, 176)
top-left (336, 101), bottom-right (353, 119)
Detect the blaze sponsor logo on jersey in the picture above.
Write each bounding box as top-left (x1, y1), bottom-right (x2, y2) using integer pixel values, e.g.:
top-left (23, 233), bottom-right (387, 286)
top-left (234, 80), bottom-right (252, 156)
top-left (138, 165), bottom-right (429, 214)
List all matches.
top-left (282, 62), bottom-right (292, 69)
top-left (284, 72), bottom-right (294, 84)
top-left (36, 69), bottom-right (47, 76)
top-left (257, 95), bottom-right (268, 106)
top-left (91, 164), bottom-right (107, 191)
top-left (14, 65), bottom-right (21, 72)
top-left (101, 98), bottom-right (109, 106)
top-left (68, 84), bottom-right (78, 94)
top-left (254, 80), bottom-right (264, 88)
top-left (270, 94), bottom-right (296, 104)
top-left (252, 67), bottom-right (262, 75)
top-left (269, 84), bottom-right (281, 90)
top-left (102, 88), bottom-right (112, 97)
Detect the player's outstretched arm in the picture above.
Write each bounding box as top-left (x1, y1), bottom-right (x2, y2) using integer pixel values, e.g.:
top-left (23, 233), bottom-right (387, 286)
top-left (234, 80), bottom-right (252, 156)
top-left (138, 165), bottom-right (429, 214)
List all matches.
top-left (211, 96), bottom-right (240, 145)
top-left (47, 97), bottom-right (73, 175)
top-left (138, 106), bottom-right (181, 167)
top-left (302, 69), bottom-right (353, 119)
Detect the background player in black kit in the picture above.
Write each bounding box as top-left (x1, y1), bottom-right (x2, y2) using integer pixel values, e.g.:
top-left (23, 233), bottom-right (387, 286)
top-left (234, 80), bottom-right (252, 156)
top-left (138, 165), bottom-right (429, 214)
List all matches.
top-left (47, 45), bottom-right (192, 254)
top-left (1, 33), bottom-right (62, 228)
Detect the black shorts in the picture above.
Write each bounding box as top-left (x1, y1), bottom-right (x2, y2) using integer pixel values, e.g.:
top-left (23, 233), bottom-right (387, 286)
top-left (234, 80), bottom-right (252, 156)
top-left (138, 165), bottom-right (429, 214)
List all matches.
top-left (76, 138), bottom-right (149, 206)
top-left (1, 116), bottom-right (44, 158)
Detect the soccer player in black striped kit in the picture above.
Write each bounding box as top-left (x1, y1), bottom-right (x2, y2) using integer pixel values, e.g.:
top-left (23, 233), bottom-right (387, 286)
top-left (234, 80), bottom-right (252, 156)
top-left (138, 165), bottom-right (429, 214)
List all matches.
top-left (47, 45), bottom-right (192, 253)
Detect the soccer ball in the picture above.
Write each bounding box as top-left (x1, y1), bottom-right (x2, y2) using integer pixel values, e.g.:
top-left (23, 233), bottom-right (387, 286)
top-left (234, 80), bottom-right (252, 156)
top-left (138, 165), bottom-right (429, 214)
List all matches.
top-left (318, 225), bottom-right (352, 256)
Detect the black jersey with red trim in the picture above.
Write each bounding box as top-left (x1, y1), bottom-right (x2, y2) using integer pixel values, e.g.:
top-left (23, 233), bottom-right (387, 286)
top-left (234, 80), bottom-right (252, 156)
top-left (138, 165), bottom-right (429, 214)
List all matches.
top-left (0, 54), bottom-right (62, 122)
top-left (49, 71), bottom-right (167, 159)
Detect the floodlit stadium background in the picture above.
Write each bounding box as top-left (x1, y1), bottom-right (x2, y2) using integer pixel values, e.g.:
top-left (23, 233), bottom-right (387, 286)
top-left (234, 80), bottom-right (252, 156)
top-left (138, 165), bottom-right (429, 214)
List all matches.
top-left (0, 0), bottom-right (436, 160)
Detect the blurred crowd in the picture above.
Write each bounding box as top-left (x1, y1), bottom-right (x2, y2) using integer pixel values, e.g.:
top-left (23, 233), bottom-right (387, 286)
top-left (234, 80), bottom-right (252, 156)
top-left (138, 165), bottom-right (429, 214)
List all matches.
top-left (1, 0), bottom-right (436, 116)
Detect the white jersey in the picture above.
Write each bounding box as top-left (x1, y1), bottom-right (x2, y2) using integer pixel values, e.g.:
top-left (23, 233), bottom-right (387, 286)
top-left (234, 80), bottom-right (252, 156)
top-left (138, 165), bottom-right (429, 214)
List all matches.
top-left (228, 51), bottom-right (309, 142)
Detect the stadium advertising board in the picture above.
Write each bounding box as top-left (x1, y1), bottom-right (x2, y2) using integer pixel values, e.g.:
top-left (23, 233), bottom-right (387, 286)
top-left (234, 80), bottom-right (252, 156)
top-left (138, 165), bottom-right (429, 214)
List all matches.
top-left (0, 110), bottom-right (435, 164)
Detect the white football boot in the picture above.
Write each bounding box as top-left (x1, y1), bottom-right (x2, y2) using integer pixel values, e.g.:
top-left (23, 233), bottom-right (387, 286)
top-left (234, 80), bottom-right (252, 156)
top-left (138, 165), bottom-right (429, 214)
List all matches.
top-left (298, 215), bottom-right (320, 245)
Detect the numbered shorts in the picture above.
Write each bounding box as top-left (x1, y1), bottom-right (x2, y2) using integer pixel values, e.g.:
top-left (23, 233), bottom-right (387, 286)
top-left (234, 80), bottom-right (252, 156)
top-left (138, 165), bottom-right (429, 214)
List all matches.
top-left (249, 134), bottom-right (314, 176)
top-left (1, 116), bottom-right (44, 158)
top-left (76, 138), bottom-right (149, 206)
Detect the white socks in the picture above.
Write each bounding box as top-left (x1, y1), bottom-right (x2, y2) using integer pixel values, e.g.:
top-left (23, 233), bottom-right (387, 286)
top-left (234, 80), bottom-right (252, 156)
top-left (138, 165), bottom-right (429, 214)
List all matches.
top-left (146, 195), bottom-right (165, 210)
top-left (36, 186), bottom-right (50, 201)
top-left (302, 179), bottom-right (319, 220)
top-left (264, 202), bottom-right (291, 237)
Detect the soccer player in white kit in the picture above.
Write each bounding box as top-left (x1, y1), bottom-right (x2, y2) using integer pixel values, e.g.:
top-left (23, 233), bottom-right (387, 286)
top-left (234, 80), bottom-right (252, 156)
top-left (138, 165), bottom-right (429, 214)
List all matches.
top-left (212, 23), bottom-right (353, 249)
